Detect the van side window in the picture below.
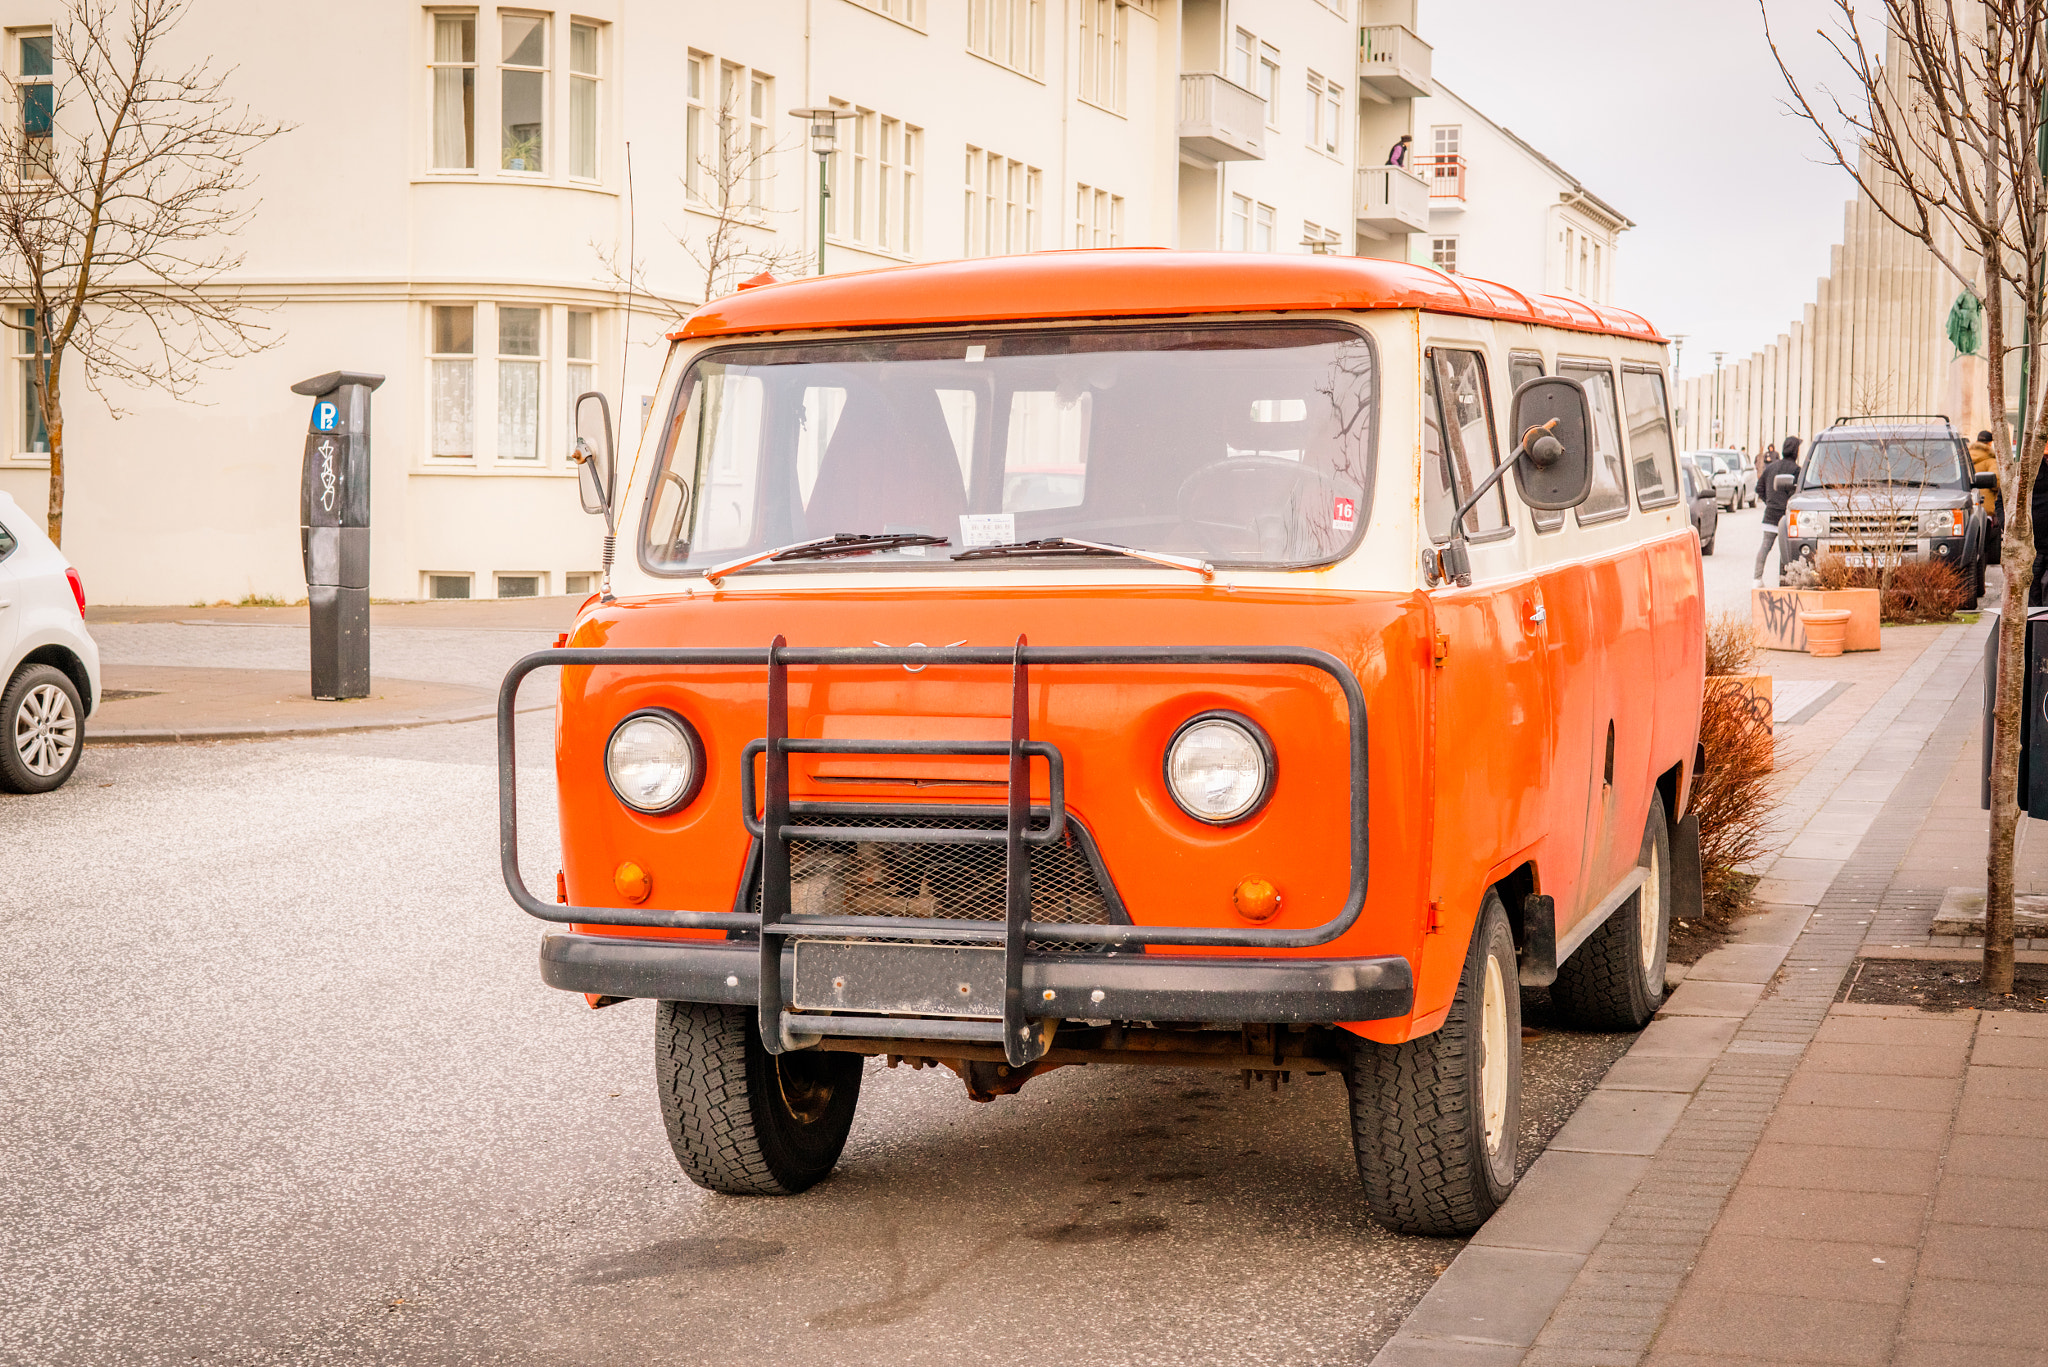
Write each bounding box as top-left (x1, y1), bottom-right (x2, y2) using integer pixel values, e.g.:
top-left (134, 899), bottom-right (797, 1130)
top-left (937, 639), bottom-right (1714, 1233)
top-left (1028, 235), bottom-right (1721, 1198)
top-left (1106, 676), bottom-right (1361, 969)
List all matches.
top-left (1422, 347), bottom-right (1507, 542)
top-left (1560, 360), bottom-right (1628, 523)
top-left (1621, 366), bottom-right (1680, 510)
top-left (1508, 353), bottom-right (1561, 532)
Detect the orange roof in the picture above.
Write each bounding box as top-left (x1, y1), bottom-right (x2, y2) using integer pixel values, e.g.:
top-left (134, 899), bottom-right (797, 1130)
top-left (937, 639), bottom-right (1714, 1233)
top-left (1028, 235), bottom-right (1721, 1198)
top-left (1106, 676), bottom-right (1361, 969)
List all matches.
top-left (671, 249), bottom-right (1665, 345)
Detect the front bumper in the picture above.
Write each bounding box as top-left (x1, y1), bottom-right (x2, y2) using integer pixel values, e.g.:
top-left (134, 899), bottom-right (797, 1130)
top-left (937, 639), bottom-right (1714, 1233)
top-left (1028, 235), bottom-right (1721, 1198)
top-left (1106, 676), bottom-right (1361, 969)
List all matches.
top-left (540, 931), bottom-right (1414, 1026)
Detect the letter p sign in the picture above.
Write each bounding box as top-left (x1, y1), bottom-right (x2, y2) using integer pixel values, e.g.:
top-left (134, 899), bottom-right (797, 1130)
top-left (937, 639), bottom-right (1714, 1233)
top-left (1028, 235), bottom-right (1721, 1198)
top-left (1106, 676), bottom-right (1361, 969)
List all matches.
top-left (314, 401), bottom-right (339, 433)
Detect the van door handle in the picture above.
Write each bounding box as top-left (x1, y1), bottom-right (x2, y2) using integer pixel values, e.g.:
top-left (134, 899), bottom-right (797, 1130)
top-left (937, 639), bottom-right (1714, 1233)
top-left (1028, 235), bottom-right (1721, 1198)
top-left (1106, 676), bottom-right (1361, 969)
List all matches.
top-left (1528, 604), bottom-right (1546, 625)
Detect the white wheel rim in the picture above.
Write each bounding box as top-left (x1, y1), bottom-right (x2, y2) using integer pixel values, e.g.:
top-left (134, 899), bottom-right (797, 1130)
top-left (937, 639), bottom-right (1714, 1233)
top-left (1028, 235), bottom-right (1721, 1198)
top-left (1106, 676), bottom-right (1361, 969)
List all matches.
top-left (1480, 953), bottom-right (1508, 1158)
top-left (15, 682), bottom-right (77, 776)
top-left (1639, 836), bottom-right (1663, 989)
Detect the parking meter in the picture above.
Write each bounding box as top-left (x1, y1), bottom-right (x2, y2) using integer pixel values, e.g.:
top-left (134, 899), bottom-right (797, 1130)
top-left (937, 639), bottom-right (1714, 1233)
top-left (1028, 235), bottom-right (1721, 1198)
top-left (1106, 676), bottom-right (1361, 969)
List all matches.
top-left (290, 370), bottom-right (383, 700)
top-left (1980, 608), bottom-right (2048, 818)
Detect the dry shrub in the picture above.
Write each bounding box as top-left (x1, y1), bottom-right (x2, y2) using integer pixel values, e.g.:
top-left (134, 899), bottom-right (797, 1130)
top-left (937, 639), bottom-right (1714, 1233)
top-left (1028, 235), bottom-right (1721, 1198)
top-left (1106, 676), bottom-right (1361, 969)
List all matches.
top-left (1813, 552), bottom-right (1877, 591)
top-left (1696, 678), bottom-right (1776, 915)
top-left (1704, 611), bottom-right (1756, 678)
top-left (1882, 558), bottom-right (1966, 623)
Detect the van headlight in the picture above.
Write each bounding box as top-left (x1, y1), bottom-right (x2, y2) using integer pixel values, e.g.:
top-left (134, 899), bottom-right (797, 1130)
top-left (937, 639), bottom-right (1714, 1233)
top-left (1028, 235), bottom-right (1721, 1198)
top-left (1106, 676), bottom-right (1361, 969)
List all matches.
top-left (1163, 713), bottom-right (1275, 824)
top-left (605, 710), bottom-right (704, 814)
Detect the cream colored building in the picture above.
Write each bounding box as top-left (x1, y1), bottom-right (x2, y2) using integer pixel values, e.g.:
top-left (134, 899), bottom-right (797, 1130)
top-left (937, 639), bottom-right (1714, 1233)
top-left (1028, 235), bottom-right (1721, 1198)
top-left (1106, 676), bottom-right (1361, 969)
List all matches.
top-left (1403, 82), bottom-right (1629, 302)
top-left (0, 0), bottom-right (1610, 604)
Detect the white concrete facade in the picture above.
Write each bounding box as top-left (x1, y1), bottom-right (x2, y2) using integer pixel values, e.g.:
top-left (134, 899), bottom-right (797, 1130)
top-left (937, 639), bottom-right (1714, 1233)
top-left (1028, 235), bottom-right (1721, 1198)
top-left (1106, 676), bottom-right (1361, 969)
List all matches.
top-left (1403, 82), bottom-right (1629, 303)
top-left (0, 0), bottom-right (1600, 603)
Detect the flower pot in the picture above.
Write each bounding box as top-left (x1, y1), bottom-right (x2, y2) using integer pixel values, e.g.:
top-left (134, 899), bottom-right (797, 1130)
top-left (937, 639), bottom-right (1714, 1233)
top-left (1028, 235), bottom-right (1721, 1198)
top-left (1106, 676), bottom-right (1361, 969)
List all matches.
top-left (1798, 607), bottom-right (1852, 658)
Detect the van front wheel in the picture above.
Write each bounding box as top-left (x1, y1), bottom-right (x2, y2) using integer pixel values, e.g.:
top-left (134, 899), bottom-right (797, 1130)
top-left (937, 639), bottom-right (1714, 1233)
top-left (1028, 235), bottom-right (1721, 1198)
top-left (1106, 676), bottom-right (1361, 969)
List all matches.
top-left (1343, 893), bottom-right (1521, 1236)
top-left (655, 1001), bottom-right (863, 1195)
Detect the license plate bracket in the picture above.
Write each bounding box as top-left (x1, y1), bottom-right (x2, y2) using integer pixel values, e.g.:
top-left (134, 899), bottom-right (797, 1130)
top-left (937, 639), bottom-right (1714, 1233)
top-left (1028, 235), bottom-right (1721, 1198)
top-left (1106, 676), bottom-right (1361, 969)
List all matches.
top-left (791, 940), bottom-right (1006, 1020)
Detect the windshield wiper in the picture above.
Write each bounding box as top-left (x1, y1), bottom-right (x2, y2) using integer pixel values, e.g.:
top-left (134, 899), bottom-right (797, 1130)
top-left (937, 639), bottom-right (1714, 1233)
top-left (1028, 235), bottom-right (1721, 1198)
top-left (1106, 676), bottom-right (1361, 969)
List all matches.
top-left (951, 536), bottom-right (1214, 580)
top-left (705, 532), bottom-right (949, 585)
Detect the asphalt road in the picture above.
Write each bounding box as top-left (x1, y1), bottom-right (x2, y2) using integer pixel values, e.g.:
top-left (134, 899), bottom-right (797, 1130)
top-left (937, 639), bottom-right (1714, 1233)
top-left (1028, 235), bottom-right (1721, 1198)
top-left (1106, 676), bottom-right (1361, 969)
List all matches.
top-left (2, 624), bottom-right (1640, 1367)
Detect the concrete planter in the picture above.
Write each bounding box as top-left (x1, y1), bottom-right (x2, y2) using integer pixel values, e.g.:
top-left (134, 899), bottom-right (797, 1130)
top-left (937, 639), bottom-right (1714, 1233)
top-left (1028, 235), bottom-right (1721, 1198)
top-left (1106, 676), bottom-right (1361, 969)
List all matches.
top-left (1753, 587), bottom-right (1881, 653)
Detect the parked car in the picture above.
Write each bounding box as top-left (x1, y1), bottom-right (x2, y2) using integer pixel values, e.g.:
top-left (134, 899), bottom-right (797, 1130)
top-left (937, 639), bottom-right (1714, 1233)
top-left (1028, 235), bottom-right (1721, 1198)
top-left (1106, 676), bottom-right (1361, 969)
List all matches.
top-left (1779, 417), bottom-right (1995, 610)
top-left (0, 491), bottom-right (99, 793)
top-left (1687, 449), bottom-right (1748, 510)
top-left (518, 251), bottom-right (1705, 1238)
top-left (1682, 460), bottom-right (1719, 554)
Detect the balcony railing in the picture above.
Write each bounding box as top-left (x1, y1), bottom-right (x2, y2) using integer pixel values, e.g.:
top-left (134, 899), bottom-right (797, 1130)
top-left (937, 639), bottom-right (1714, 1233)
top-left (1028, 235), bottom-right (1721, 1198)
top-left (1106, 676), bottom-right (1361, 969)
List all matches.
top-left (1356, 166), bottom-right (1430, 236)
top-left (1178, 71), bottom-right (1266, 162)
top-left (1420, 153), bottom-right (1466, 202)
top-left (1359, 24), bottom-right (1433, 100)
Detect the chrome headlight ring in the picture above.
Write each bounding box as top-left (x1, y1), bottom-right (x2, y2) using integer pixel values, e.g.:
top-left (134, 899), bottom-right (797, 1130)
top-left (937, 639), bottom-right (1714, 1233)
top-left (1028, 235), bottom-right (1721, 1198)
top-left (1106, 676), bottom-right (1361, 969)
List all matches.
top-left (1162, 710), bottom-right (1277, 826)
top-left (604, 708), bottom-right (706, 815)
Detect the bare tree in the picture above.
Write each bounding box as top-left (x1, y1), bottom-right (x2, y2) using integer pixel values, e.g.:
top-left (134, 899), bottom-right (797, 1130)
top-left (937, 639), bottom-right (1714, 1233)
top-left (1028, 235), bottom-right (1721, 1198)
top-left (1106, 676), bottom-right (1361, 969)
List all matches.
top-left (1764, 0), bottom-right (2046, 993)
top-left (0, 0), bottom-right (288, 547)
top-left (597, 84), bottom-right (810, 325)
top-left (1848, 367), bottom-right (1901, 416)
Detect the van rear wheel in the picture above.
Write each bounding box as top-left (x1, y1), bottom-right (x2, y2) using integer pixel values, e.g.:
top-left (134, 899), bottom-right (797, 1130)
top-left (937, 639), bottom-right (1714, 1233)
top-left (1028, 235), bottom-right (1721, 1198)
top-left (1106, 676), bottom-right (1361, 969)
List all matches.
top-left (1343, 892), bottom-right (1520, 1236)
top-left (1552, 793), bottom-right (1672, 1031)
top-left (655, 1000), bottom-right (863, 1195)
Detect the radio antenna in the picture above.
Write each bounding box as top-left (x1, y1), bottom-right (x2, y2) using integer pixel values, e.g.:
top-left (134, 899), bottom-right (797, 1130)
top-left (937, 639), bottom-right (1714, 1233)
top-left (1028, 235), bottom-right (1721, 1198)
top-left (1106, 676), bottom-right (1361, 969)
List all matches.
top-left (601, 140), bottom-right (636, 603)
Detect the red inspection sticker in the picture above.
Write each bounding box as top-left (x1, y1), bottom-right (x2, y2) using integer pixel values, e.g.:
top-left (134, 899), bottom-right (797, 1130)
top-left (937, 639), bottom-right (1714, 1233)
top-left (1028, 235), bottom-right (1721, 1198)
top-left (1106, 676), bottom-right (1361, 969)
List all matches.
top-left (1332, 496), bottom-right (1357, 531)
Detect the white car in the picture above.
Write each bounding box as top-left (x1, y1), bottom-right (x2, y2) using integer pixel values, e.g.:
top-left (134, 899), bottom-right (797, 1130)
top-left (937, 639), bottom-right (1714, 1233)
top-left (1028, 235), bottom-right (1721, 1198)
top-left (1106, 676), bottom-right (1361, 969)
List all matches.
top-left (0, 491), bottom-right (99, 792)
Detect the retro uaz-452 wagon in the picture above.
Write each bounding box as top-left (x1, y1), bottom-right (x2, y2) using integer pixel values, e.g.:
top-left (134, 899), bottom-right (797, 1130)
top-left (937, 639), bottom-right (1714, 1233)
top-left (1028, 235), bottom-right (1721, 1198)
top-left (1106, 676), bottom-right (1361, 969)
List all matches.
top-left (503, 251), bottom-right (1705, 1237)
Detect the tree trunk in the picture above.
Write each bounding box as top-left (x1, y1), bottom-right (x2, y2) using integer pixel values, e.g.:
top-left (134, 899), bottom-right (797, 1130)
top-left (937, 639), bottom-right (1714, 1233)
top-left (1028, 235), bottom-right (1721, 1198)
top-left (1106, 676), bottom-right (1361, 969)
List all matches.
top-left (43, 381), bottom-right (64, 550)
top-left (1986, 256), bottom-right (2021, 998)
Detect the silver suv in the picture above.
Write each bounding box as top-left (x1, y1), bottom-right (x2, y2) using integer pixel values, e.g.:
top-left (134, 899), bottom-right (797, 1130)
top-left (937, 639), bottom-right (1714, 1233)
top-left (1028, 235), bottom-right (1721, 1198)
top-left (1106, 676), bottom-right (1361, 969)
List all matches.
top-left (1778, 417), bottom-right (1995, 609)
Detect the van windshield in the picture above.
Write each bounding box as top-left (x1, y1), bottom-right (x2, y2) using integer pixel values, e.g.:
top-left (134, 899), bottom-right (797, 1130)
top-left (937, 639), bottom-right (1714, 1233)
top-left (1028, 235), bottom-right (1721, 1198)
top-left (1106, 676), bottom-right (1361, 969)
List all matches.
top-left (1802, 437), bottom-right (1966, 488)
top-left (639, 322), bottom-right (1378, 574)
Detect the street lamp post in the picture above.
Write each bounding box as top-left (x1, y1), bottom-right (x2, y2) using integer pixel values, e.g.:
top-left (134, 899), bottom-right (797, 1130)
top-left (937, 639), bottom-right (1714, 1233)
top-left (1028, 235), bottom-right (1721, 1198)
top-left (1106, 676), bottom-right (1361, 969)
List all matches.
top-left (789, 107), bottom-right (852, 277)
top-left (1710, 351), bottom-right (1726, 445)
top-left (1668, 333), bottom-right (1688, 442)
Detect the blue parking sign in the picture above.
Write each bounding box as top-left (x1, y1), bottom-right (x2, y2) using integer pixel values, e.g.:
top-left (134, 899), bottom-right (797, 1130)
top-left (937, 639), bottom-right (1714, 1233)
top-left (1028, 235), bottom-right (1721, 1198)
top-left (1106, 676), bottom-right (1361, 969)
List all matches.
top-left (315, 401), bottom-right (338, 432)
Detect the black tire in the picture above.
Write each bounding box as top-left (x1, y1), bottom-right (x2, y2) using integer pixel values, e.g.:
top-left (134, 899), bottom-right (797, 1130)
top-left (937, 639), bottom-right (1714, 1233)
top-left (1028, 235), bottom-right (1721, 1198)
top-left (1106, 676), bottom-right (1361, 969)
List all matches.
top-left (1343, 892), bottom-right (1521, 1237)
top-left (1552, 792), bottom-right (1671, 1031)
top-left (0, 663), bottom-right (83, 794)
top-left (655, 1000), bottom-right (863, 1195)
top-left (1700, 534), bottom-right (1715, 556)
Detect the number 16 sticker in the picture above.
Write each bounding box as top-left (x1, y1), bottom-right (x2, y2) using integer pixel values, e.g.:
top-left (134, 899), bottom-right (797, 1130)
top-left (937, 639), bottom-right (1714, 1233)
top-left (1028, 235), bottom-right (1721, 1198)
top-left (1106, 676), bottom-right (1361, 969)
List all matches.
top-left (1332, 496), bottom-right (1357, 531)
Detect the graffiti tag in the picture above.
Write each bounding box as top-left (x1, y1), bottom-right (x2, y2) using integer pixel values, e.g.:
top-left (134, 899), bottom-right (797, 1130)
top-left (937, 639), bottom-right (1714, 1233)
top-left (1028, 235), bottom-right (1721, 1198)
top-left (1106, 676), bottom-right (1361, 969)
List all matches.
top-left (318, 438), bottom-right (338, 514)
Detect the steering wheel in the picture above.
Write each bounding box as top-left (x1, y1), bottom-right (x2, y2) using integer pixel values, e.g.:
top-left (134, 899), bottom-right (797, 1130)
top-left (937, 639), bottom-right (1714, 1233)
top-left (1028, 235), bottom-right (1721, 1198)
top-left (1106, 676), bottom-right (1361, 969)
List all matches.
top-left (1176, 455), bottom-right (1339, 559)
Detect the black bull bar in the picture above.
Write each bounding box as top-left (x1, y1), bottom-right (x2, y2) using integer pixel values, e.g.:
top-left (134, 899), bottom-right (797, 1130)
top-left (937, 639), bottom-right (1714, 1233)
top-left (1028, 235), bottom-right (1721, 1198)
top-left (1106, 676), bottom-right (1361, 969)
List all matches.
top-left (500, 638), bottom-right (1406, 1067)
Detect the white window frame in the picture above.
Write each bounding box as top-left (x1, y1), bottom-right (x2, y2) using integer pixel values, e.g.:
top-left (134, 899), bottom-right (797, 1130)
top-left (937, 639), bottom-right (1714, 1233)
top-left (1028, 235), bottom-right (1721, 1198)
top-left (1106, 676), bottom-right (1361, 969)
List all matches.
top-left (1078, 0), bottom-right (1126, 113)
top-left (425, 572), bottom-right (475, 600)
top-left (426, 10), bottom-right (478, 174)
top-left (495, 303), bottom-right (546, 464)
top-left (968, 0), bottom-right (1043, 79)
top-left (1259, 44), bottom-right (1280, 128)
top-left (845, 0), bottom-right (927, 29)
top-left (427, 303), bottom-right (477, 461)
top-left (496, 10), bottom-right (549, 176)
top-left (494, 570), bottom-right (547, 599)
top-left (1306, 70), bottom-right (1340, 156)
top-left (683, 51), bottom-right (709, 200)
top-left (567, 19), bottom-right (600, 182)
top-left (1074, 183), bottom-right (1122, 248)
top-left (11, 25), bottom-right (55, 182)
top-left (12, 306), bottom-right (49, 464)
top-left (1431, 235), bottom-right (1459, 274)
top-left (965, 146), bottom-right (1039, 257)
top-left (565, 307), bottom-right (597, 448)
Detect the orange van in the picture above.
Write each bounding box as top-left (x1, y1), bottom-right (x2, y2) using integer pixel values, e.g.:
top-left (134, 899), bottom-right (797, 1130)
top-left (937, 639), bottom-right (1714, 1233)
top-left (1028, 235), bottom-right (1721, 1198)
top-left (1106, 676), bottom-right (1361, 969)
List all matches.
top-left (504, 251), bottom-right (1705, 1237)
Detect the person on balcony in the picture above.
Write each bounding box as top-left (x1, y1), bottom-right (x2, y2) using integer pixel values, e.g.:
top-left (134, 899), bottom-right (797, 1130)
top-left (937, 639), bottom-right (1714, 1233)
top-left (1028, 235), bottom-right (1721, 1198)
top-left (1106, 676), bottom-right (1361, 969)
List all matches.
top-left (1753, 436), bottom-right (1803, 588)
top-left (1386, 134), bottom-right (1412, 168)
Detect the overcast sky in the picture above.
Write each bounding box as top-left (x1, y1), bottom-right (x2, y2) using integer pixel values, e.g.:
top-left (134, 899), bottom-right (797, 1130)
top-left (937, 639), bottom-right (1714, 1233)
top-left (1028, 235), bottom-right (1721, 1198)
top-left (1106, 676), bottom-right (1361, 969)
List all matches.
top-left (1427, 0), bottom-right (1865, 382)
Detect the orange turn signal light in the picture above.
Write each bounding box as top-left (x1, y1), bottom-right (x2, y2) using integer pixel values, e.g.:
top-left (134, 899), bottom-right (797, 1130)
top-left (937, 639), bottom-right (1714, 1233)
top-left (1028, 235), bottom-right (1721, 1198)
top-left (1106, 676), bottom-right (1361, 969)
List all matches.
top-left (1233, 876), bottom-right (1281, 922)
top-left (614, 861), bottom-right (652, 904)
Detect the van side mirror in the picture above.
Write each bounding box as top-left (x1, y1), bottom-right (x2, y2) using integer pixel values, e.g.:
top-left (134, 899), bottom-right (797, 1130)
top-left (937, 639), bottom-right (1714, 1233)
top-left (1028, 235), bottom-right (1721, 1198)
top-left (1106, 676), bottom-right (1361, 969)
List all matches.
top-left (1508, 376), bottom-right (1595, 511)
top-left (1974, 471), bottom-right (1998, 490)
top-left (1775, 473), bottom-right (1797, 493)
top-left (572, 392), bottom-right (615, 518)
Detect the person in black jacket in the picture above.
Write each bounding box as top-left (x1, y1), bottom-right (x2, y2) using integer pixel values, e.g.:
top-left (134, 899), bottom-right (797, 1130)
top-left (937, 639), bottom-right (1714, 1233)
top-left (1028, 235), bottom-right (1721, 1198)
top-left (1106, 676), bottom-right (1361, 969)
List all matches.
top-left (1753, 435), bottom-right (1803, 586)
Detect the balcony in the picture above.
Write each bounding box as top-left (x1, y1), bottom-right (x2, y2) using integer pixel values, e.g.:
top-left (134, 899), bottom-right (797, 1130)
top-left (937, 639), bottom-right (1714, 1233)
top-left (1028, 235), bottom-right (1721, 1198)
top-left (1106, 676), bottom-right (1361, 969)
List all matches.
top-left (1356, 166), bottom-right (1430, 236)
top-left (1178, 71), bottom-right (1266, 162)
top-left (1358, 24), bottom-right (1433, 101)
top-left (1420, 153), bottom-right (1466, 203)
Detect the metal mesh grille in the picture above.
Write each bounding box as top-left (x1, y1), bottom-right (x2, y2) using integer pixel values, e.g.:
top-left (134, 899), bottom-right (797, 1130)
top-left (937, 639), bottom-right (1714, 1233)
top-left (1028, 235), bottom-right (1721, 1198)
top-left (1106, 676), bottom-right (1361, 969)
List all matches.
top-left (754, 810), bottom-right (1116, 950)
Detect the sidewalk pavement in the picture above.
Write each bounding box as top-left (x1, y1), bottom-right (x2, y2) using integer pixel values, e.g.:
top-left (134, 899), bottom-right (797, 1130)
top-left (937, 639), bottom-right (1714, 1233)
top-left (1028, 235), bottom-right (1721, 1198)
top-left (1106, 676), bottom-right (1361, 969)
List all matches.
top-left (82, 598), bottom-right (580, 742)
top-left (1377, 590), bottom-right (2048, 1366)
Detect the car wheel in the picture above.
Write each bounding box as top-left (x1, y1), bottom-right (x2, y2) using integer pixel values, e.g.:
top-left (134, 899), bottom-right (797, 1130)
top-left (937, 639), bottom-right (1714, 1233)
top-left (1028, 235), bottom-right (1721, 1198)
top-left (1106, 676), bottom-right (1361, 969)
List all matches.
top-left (1342, 891), bottom-right (1520, 1237)
top-left (1552, 793), bottom-right (1672, 1031)
top-left (0, 663), bottom-right (83, 794)
top-left (1701, 534), bottom-right (1716, 556)
top-left (655, 1000), bottom-right (863, 1195)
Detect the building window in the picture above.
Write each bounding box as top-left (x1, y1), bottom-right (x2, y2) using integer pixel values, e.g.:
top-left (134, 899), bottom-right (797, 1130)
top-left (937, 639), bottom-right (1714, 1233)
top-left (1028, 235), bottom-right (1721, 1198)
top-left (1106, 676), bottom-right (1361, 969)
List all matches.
top-left (1592, 242), bottom-right (1603, 299)
top-left (1078, 0), bottom-right (1125, 112)
top-left (1074, 184), bottom-right (1122, 247)
top-left (1431, 236), bottom-right (1458, 273)
top-left (499, 12), bottom-right (546, 172)
top-left (964, 146), bottom-right (1039, 256)
top-left (1260, 45), bottom-right (1280, 126)
top-left (718, 63), bottom-right (773, 208)
top-left (863, 114), bottom-right (919, 254)
top-left (969, 0), bottom-right (1042, 77)
top-left (569, 21), bottom-right (598, 180)
top-left (848, 0), bottom-right (926, 26)
top-left (1306, 71), bottom-right (1341, 154)
top-left (1302, 220), bottom-right (1338, 252)
top-left (429, 305), bottom-right (474, 458)
top-left (495, 572), bottom-right (543, 598)
top-left (1227, 193), bottom-right (1275, 252)
top-left (1432, 125), bottom-right (1460, 159)
top-left (16, 308), bottom-right (48, 457)
top-left (497, 305), bottom-right (542, 462)
top-left (428, 13), bottom-right (475, 170)
top-left (564, 571), bottom-right (599, 596)
top-left (684, 52), bottom-right (708, 198)
top-left (16, 29), bottom-right (53, 178)
top-left (566, 309), bottom-right (594, 445)
top-left (427, 573), bottom-right (473, 599)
